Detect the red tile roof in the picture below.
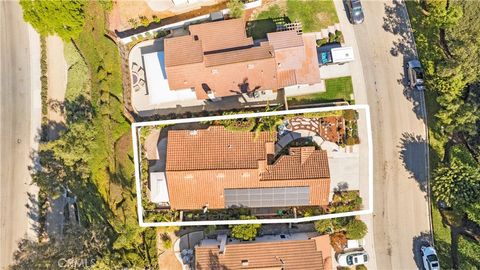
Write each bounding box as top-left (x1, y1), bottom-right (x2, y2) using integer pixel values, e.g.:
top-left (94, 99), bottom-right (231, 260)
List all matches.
top-left (189, 19), bottom-right (253, 52)
top-left (162, 20), bottom-right (321, 100)
top-left (164, 126), bottom-right (331, 209)
top-left (195, 236), bottom-right (330, 270)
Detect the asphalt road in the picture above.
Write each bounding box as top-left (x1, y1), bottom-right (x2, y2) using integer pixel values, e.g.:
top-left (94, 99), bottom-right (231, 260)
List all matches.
top-left (350, 1), bottom-right (431, 269)
top-left (0, 1), bottom-right (40, 268)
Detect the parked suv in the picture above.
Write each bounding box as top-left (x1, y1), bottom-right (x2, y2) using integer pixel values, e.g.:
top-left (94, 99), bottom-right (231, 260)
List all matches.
top-left (407, 59), bottom-right (425, 91)
top-left (346, 0), bottom-right (365, 24)
top-left (337, 250), bottom-right (369, 267)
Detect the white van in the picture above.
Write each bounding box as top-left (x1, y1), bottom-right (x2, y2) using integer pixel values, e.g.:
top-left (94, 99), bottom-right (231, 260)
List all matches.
top-left (331, 47), bottom-right (355, 64)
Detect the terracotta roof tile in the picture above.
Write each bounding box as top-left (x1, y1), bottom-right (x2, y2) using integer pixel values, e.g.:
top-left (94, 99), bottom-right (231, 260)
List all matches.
top-left (261, 147), bottom-right (330, 180)
top-left (195, 238), bottom-right (328, 270)
top-left (267, 30), bottom-right (304, 50)
top-left (164, 35), bottom-right (203, 67)
top-left (166, 126), bottom-right (276, 171)
top-left (189, 18), bottom-right (253, 52)
top-left (164, 127), bottom-right (331, 209)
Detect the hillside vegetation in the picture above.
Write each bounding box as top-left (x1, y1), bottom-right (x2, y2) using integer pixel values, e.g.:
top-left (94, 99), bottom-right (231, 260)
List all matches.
top-left (407, 0), bottom-right (480, 268)
top-left (14, 1), bottom-right (158, 269)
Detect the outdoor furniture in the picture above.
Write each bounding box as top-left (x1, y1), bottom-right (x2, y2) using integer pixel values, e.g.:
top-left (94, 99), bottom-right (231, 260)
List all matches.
top-left (133, 85), bottom-right (140, 92)
top-left (138, 79), bottom-right (145, 87)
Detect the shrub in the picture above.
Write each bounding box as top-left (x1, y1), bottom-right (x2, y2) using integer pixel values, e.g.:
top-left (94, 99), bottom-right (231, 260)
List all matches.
top-left (128, 18), bottom-right (139, 29)
top-left (152, 15), bottom-right (161, 23)
top-left (335, 30), bottom-right (344, 43)
top-left (328, 32), bottom-right (335, 43)
top-left (228, 0), bottom-right (245, 19)
top-left (343, 109), bottom-right (357, 121)
top-left (161, 233), bottom-right (172, 249)
top-left (229, 215), bottom-right (261, 241)
top-left (314, 219), bottom-right (333, 234)
top-left (330, 232), bottom-right (347, 252)
top-left (204, 225), bottom-right (217, 235)
top-left (316, 38), bottom-right (329, 47)
top-left (345, 219), bottom-right (368, 240)
top-left (356, 265), bottom-right (367, 270)
top-left (139, 16), bottom-right (150, 27)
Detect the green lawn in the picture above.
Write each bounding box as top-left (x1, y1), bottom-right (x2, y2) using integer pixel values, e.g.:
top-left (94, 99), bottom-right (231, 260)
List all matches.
top-left (253, 0), bottom-right (339, 33)
top-left (287, 0), bottom-right (339, 32)
top-left (431, 206), bottom-right (453, 269)
top-left (287, 76), bottom-right (354, 106)
top-left (64, 41), bottom-right (90, 101)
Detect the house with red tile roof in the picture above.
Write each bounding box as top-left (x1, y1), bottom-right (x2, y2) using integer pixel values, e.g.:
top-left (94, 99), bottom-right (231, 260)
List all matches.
top-left (163, 19), bottom-right (321, 100)
top-left (195, 234), bottom-right (332, 270)
top-left (155, 126), bottom-right (331, 210)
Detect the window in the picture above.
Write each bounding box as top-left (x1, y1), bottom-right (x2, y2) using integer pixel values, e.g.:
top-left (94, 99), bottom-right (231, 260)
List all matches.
top-left (241, 260), bottom-right (249, 266)
top-left (211, 69), bottom-right (219, 75)
top-left (184, 174), bottom-right (194, 180)
top-left (247, 64), bottom-right (255, 69)
top-left (216, 173), bottom-right (225, 178)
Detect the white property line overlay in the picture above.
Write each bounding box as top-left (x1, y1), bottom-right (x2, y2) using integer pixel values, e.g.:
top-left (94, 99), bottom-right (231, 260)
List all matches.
top-left (132, 104), bottom-right (373, 227)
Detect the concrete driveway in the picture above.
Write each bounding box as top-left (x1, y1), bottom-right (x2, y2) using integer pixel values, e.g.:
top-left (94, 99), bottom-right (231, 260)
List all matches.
top-left (338, 0), bottom-right (431, 269)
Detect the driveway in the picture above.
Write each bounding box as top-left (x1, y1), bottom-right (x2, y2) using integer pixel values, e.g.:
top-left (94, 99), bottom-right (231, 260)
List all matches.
top-left (0, 1), bottom-right (41, 268)
top-left (342, 0), bottom-right (431, 269)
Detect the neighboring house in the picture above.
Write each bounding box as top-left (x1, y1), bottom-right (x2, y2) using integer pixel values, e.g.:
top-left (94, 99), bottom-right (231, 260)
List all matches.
top-left (162, 18), bottom-right (321, 100)
top-left (152, 126), bottom-right (331, 210)
top-left (194, 234), bottom-right (332, 270)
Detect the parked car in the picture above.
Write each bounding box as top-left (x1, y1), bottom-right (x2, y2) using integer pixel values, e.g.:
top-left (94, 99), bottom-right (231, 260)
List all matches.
top-left (337, 250), bottom-right (369, 267)
top-left (317, 43), bottom-right (354, 65)
top-left (407, 59), bottom-right (425, 90)
top-left (421, 245), bottom-right (440, 270)
top-left (346, 0), bottom-right (365, 24)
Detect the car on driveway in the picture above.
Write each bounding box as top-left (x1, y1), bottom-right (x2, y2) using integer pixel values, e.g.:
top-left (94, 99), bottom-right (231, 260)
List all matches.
top-left (337, 250), bottom-right (369, 267)
top-left (421, 245), bottom-right (440, 270)
top-left (346, 0), bottom-right (365, 24)
top-left (407, 59), bottom-right (425, 90)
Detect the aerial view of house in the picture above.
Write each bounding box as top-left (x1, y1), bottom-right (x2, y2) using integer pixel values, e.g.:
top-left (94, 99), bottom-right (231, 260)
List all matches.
top-left (140, 108), bottom-right (367, 223)
top-left (130, 18), bottom-right (324, 113)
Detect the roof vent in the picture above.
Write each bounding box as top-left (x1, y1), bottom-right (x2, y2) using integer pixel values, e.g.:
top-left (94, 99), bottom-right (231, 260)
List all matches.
top-left (247, 64), bottom-right (255, 69)
top-left (241, 260), bottom-right (249, 266)
top-left (193, 35), bottom-right (199, 41)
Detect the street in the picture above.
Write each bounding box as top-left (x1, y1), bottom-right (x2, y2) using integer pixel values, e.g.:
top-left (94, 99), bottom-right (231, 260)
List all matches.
top-left (352, 1), bottom-right (431, 269)
top-left (0, 1), bottom-right (41, 269)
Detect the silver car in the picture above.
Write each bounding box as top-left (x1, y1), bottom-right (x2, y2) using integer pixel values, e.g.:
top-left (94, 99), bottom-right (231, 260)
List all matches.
top-left (407, 59), bottom-right (425, 91)
top-left (421, 245), bottom-right (440, 270)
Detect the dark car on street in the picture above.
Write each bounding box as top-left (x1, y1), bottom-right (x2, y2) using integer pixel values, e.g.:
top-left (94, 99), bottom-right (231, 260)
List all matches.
top-left (346, 0), bottom-right (365, 24)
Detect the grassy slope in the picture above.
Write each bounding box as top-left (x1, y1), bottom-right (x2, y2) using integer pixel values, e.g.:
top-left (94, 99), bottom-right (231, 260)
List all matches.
top-left (64, 42), bottom-right (90, 101)
top-left (287, 76), bottom-right (354, 105)
top-left (70, 1), bottom-right (157, 267)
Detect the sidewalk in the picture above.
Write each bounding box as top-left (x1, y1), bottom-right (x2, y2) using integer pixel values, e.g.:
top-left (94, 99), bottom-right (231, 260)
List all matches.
top-left (332, 1), bottom-right (377, 269)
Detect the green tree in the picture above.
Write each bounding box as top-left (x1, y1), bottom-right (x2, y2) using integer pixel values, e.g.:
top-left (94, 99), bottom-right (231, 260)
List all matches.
top-left (20, 0), bottom-right (86, 40)
top-left (227, 0), bottom-right (244, 19)
top-left (314, 219), bottom-right (333, 234)
top-left (229, 215), bottom-right (261, 241)
top-left (345, 219), bottom-right (368, 240)
top-left (432, 160), bottom-right (480, 208)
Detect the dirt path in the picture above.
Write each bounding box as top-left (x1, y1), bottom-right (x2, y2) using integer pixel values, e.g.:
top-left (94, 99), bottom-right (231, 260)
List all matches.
top-left (45, 35), bottom-right (67, 139)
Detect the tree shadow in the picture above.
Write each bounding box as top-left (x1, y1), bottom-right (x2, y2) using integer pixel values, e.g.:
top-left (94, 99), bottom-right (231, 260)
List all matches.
top-left (412, 231), bottom-right (435, 269)
top-left (383, 0), bottom-right (416, 59)
top-left (398, 132), bottom-right (428, 194)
